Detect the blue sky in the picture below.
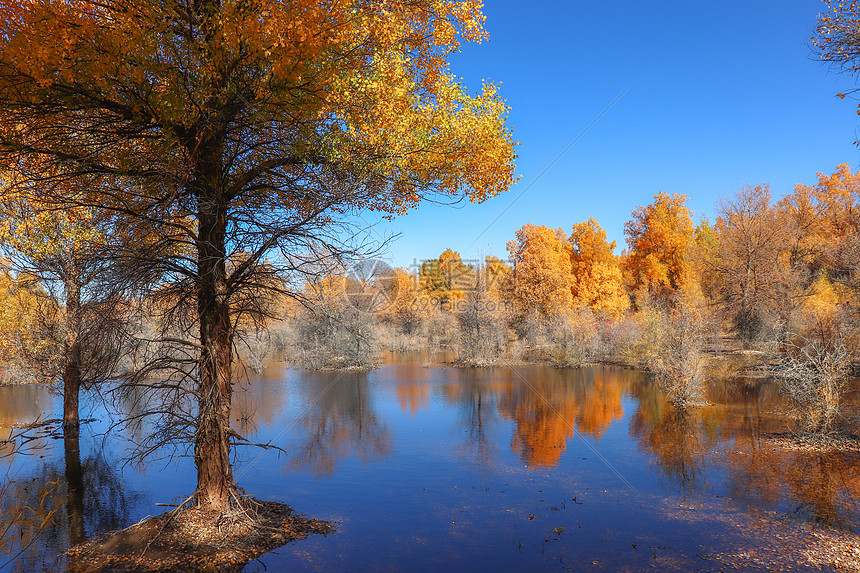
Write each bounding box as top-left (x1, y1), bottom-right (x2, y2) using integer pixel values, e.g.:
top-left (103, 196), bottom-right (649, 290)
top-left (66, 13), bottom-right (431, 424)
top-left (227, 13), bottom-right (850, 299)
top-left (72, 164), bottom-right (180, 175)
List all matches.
top-left (379, 1), bottom-right (860, 269)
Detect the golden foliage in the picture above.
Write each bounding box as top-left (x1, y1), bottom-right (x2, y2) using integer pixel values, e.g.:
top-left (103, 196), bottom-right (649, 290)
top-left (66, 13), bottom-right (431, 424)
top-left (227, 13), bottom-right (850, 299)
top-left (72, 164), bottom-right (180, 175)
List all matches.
top-left (0, 0), bottom-right (516, 217)
top-left (506, 224), bottom-right (573, 316)
top-left (418, 249), bottom-right (475, 306)
top-left (569, 218), bottom-right (628, 316)
top-left (624, 192), bottom-right (695, 298)
top-left (0, 266), bottom-right (59, 378)
top-left (778, 164), bottom-right (860, 301)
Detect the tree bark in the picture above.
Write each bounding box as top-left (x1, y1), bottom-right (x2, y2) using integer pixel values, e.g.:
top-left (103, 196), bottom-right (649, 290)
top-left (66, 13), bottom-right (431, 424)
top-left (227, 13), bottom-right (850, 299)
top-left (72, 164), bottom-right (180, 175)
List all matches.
top-left (63, 258), bottom-right (82, 440)
top-left (193, 144), bottom-right (236, 510)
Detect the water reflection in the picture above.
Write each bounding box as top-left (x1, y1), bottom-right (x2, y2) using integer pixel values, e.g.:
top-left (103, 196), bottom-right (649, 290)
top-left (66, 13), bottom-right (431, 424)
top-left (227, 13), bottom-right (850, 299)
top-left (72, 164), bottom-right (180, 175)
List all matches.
top-left (1, 362), bottom-right (860, 571)
top-left (233, 366), bottom-right (292, 436)
top-left (2, 434), bottom-right (140, 572)
top-left (0, 385), bottom-right (53, 428)
top-left (64, 436), bottom-right (85, 547)
top-left (497, 367), bottom-right (631, 468)
top-left (630, 396), bottom-right (707, 495)
top-left (291, 371), bottom-right (391, 476)
top-left (440, 369), bottom-right (502, 467)
top-left (0, 385), bottom-right (56, 462)
top-left (727, 435), bottom-right (860, 531)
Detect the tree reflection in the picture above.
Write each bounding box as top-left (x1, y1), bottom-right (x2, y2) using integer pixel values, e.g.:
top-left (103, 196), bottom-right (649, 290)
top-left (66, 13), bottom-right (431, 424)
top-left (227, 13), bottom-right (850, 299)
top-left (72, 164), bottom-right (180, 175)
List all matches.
top-left (392, 362), bottom-right (435, 418)
top-left (440, 369), bottom-right (504, 467)
top-left (291, 371), bottom-right (391, 476)
top-left (727, 435), bottom-right (860, 530)
top-left (572, 368), bottom-right (627, 438)
top-left (629, 381), bottom-right (716, 495)
top-left (64, 435), bottom-right (85, 547)
top-left (6, 435), bottom-right (140, 571)
top-left (497, 367), bottom-right (630, 468)
top-left (232, 367), bottom-right (291, 436)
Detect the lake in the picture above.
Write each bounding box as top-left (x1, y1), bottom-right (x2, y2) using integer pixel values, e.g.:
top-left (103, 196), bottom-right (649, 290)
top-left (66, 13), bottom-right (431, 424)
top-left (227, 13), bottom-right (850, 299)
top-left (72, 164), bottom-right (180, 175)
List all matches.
top-left (1, 357), bottom-right (858, 571)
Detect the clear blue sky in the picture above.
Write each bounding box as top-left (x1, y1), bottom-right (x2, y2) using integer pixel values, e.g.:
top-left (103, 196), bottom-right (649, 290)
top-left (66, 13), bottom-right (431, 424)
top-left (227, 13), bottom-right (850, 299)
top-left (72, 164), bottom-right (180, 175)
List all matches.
top-left (378, 0), bottom-right (860, 270)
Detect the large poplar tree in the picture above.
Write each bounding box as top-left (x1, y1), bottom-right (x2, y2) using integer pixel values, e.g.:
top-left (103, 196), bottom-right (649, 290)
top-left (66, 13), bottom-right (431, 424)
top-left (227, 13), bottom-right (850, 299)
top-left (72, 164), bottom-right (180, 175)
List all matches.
top-left (0, 1), bottom-right (515, 511)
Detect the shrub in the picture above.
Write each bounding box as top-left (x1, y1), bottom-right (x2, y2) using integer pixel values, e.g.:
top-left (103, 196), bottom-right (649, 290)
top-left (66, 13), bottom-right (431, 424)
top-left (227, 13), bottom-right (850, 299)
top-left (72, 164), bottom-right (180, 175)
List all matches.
top-left (545, 309), bottom-right (600, 368)
top-left (775, 313), bottom-right (857, 437)
top-left (647, 298), bottom-right (708, 406)
top-left (456, 294), bottom-right (509, 366)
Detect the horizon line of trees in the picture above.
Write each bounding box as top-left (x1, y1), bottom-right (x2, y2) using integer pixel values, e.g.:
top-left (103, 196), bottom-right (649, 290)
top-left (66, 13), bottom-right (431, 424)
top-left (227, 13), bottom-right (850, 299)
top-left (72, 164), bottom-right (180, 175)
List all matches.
top-left (304, 162), bottom-right (860, 343)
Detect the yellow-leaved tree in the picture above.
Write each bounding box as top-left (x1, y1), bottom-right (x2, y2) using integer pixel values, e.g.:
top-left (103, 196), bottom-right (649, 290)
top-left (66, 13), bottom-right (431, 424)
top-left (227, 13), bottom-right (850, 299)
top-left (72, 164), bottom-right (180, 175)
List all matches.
top-left (507, 224), bottom-right (573, 316)
top-left (568, 218), bottom-right (629, 316)
top-left (0, 0), bottom-right (516, 511)
top-left (418, 249), bottom-right (475, 306)
top-left (0, 183), bottom-right (141, 436)
top-left (624, 192), bottom-right (695, 301)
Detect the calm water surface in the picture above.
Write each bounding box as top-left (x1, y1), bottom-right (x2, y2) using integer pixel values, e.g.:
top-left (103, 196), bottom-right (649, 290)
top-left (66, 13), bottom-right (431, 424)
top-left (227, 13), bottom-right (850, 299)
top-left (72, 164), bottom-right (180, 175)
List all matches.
top-left (1, 358), bottom-right (858, 571)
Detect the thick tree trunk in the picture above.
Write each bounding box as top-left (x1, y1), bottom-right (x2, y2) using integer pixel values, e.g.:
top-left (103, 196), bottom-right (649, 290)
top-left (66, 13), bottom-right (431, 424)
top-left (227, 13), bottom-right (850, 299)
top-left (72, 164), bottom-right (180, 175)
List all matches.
top-left (63, 262), bottom-right (82, 439)
top-left (193, 156), bottom-right (236, 511)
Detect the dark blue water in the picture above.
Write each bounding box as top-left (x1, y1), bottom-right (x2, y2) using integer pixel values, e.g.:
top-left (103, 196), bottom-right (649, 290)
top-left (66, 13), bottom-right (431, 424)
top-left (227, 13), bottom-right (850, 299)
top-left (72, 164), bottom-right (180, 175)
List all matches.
top-left (1, 360), bottom-right (857, 571)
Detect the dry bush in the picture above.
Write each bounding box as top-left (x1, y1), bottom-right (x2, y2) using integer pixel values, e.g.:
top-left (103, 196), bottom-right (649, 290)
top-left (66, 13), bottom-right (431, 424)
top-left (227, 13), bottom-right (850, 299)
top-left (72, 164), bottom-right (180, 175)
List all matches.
top-left (456, 294), bottom-right (510, 366)
top-left (509, 310), bottom-right (545, 361)
top-left (775, 314), bottom-right (858, 437)
top-left (376, 299), bottom-right (426, 353)
top-left (600, 300), bottom-right (667, 369)
top-left (599, 314), bottom-right (644, 366)
top-left (646, 298), bottom-right (709, 406)
top-left (544, 309), bottom-right (600, 368)
top-left (420, 304), bottom-right (459, 350)
top-left (290, 307), bottom-right (379, 370)
top-left (375, 321), bottom-right (424, 353)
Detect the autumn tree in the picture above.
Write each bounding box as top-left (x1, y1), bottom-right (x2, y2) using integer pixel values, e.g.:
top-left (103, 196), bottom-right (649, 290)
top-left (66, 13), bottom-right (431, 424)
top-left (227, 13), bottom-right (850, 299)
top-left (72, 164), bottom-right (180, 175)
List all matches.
top-left (815, 1), bottom-right (860, 135)
top-left (0, 264), bottom-right (56, 383)
top-left (690, 217), bottom-right (721, 301)
top-left (418, 248), bottom-right (475, 306)
top-left (712, 184), bottom-right (793, 341)
top-left (506, 224), bottom-right (573, 316)
top-left (482, 255), bottom-right (512, 298)
top-left (568, 218), bottom-right (628, 316)
top-left (0, 0), bottom-right (515, 512)
top-left (376, 267), bottom-right (419, 328)
top-left (624, 192), bottom-right (695, 301)
top-left (806, 164), bottom-right (860, 288)
top-left (0, 185), bottom-right (137, 437)
top-left (776, 164), bottom-right (860, 304)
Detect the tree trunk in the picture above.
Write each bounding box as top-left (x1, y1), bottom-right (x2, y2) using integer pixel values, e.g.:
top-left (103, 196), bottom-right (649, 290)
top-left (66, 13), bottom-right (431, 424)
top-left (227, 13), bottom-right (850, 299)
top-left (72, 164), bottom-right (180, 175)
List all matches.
top-left (63, 260), bottom-right (82, 439)
top-left (193, 156), bottom-right (236, 511)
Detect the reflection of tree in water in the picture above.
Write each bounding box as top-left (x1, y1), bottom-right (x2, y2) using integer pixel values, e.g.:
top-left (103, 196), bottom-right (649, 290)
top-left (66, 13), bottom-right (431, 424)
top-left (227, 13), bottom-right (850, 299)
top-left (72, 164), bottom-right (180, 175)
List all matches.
top-left (497, 367), bottom-right (631, 469)
top-left (440, 369), bottom-right (504, 468)
top-left (727, 434), bottom-right (860, 531)
top-left (7, 435), bottom-right (141, 571)
top-left (630, 381), bottom-right (718, 496)
top-left (291, 371), bottom-right (391, 477)
top-left (702, 377), bottom-right (860, 531)
top-left (396, 383), bottom-right (431, 416)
